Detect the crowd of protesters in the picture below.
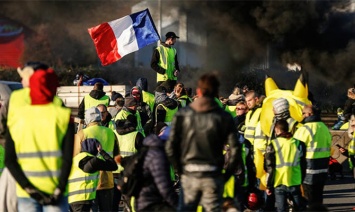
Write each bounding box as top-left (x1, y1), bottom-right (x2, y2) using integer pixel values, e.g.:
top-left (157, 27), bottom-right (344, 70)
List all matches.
top-left (0, 31), bottom-right (354, 212)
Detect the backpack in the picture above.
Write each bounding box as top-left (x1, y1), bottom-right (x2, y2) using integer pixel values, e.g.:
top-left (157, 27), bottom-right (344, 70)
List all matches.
top-left (118, 147), bottom-right (149, 197)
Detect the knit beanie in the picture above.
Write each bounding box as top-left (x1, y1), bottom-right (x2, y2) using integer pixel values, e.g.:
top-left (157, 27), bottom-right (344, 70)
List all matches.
top-left (124, 96), bottom-right (137, 107)
top-left (272, 98), bottom-right (289, 115)
top-left (85, 107), bottom-right (102, 124)
top-left (29, 69), bottom-right (59, 105)
top-left (111, 91), bottom-right (123, 102)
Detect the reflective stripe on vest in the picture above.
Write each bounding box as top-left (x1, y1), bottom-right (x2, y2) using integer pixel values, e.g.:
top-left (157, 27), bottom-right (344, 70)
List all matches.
top-left (244, 108), bottom-right (261, 144)
top-left (157, 46), bottom-right (177, 82)
top-left (10, 104), bottom-right (70, 198)
top-left (155, 103), bottom-right (178, 126)
top-left (272, 137), bottom-right (302, 187)
top-left (68, 152), bottom-right (100, 203)
top-left (294, 123), bottom-right (331, 159)
top-left (84, 94), bottom-right (110, 110)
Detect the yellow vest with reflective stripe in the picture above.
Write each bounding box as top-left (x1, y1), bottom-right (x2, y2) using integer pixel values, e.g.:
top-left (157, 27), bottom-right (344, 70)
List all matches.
top-left (244, 108), bottom-right (262, 145)
top-left (84, 94), bottom-right (110, 110)
top-left (142, 90), bottom-right (155, 112)
top-left (82, 124), bottom-right (116, 190)
top-left (155, 104), bottom-right (178, 126)
top-left (115, 131), bottom-right (138, 173)
top-left (156, 46), bottom-right (177, 82)
top-left (0, 145), bottom-right (4, 176)
top-left (68, 152), bottom-right (100, 203)
top-left (293, 122), bottom-right (331, 159)
top-left (272, 137), bottom-right (302, 187)
top-left (9, 103), bottom-right (70, 198)
top-left (115, 109), bottom-right (145, 137)
top-left (8, 88), bottom-right (63, 128)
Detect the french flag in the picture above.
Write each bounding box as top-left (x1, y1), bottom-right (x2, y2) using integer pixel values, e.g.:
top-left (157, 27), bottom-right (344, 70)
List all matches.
top-left (88, 9), bottom-right (160, 66)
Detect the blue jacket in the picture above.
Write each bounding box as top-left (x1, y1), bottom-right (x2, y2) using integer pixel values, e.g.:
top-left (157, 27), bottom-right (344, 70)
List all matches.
top-left (135, 134), bottom-right (178, 211)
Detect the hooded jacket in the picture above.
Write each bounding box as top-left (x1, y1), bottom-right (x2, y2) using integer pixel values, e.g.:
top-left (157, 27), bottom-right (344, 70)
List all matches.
top-left (78, 90), bottom-right (109, 119)
top-left (135, 134), bottom-right (178, 211)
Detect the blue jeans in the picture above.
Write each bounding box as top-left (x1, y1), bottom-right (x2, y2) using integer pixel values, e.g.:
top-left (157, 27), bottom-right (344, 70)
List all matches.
top-left (178, 174), bottom-right (224, 212)
top-left (17, 196), bottom-right (68, 212)
top-left (275, 185), bottom-right (303, 212)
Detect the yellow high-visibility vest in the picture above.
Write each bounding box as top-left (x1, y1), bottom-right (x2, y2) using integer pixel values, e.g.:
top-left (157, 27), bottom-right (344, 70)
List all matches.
top-left (68, 152), bottom-right (100, 203)
top-left (156, 46), bottom-right (177, 82)
top-left (9, 103), bottom-right (70, 197)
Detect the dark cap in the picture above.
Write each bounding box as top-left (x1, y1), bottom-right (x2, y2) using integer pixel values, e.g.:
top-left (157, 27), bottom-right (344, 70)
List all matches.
top-left (124, 96), bottom-right (137, 107)
top-left (165, 32), bottom-right (179, 39)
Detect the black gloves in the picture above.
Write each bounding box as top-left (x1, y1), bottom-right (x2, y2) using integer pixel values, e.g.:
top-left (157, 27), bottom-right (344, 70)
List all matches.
top-left (24, 186), bottom-right (62, 205)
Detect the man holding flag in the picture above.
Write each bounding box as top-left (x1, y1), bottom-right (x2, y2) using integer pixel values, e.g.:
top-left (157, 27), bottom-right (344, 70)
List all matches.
top-left (151, 31), bottom-right (181, 91)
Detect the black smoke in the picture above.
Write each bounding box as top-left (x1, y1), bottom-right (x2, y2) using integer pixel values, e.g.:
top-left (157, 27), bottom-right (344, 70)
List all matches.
top-left (1, 1), bottom-right (354, 107)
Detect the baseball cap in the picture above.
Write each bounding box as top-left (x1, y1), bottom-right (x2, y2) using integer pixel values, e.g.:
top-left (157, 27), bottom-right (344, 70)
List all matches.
top-left (165, 32), bottom-right (179, 39)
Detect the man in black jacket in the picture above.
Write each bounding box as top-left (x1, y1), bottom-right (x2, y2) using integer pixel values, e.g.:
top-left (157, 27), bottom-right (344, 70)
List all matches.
top-left (165, 73), bottom-right (242, 212)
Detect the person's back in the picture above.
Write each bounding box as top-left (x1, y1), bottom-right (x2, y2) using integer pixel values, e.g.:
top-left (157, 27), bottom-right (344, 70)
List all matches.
top-left (166, 73), bottom-right (241, 211)
top-left (5, 68), bottom-right (74, 211)
top-left (135, 128), bottom-right (178, 211)
top-left (77, 82), bottom-right (110, 119)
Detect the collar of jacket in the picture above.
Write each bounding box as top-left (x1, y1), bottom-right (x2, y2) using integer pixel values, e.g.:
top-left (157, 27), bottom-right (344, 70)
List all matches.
top-left (189, 97), bottom-right (220, 113)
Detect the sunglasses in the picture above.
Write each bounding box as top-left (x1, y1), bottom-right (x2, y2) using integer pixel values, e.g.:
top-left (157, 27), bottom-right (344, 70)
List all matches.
top-left (236, 108), bottom-right (246, 111)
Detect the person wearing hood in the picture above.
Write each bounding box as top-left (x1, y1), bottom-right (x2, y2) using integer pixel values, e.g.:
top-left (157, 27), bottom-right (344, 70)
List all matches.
top-left (68, 139), bottom-right (117, 212)
top-left (130, 86), bottom-right (153, 136)
top-left (5, 69), bottom-right (74, 211)
top-left (108, 91), bottom-right (124, 119)
top-left (293, 105), bottom-right (331, 207)
top-left (135, 125), bottom-right (178, 211)
top-left (165, 73), bottom-right (242, 211)
top-left (75, 107), bottom-right (119, 212)
top-left (77, 82), bottom-right (110, 120)
top-left (154, 85), bottom-right (179, 128)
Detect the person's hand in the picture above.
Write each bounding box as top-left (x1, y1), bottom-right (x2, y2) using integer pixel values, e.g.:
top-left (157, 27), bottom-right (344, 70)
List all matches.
top-left (114, 155), bottom-right (122, 164)
top-left (48, 188), bottom-right (62, 205)
top-left (97, 144), bottom-right (102, 153)
top-left (266, 189), bottom-right (272, 196)
top-left (25, 186), bottom-right (52, 205)
top-left (339, 147), bottom-right (346, 153)
top-left (174, 70), bottom-right (179, 77)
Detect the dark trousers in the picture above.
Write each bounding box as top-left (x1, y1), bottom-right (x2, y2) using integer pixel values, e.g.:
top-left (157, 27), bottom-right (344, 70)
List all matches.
top-left (142, 202), bottom-right (175, 212)
top-left (70, 201), bottom-right (92, 212)
top-left (92, 188), bottom-right (114, 212)
top-left (275, 185), bottom-right (304, 212)
top-left (302, 183), bottom-right (325, 207)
